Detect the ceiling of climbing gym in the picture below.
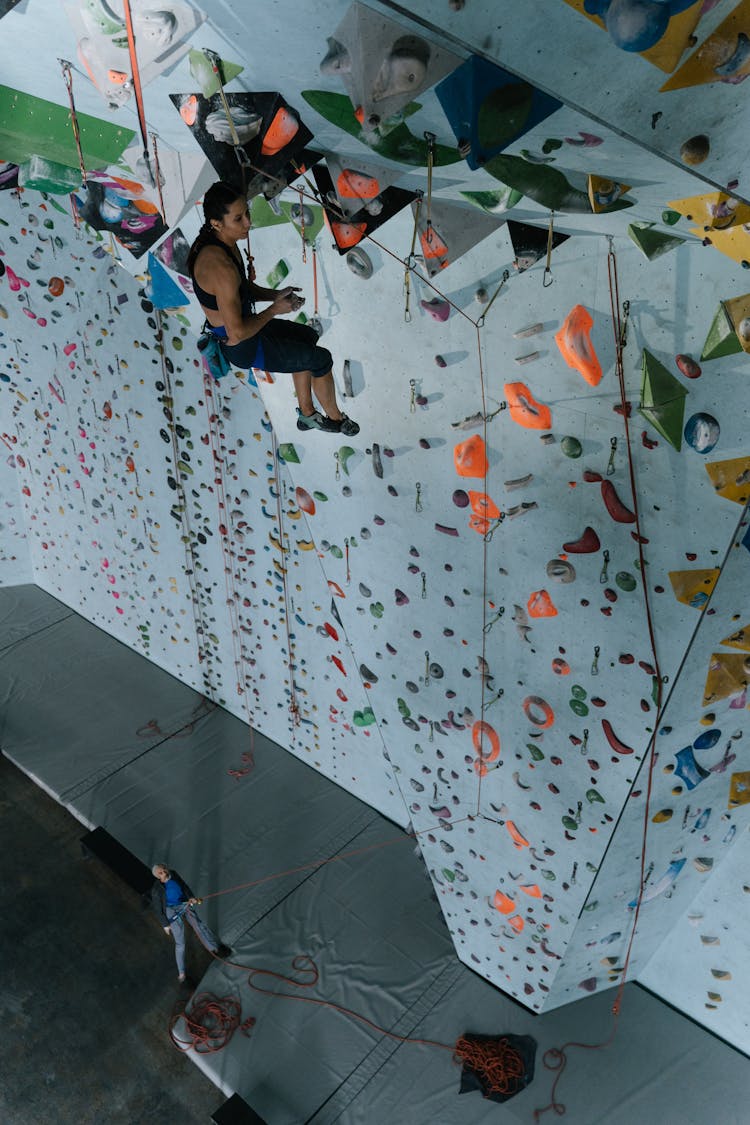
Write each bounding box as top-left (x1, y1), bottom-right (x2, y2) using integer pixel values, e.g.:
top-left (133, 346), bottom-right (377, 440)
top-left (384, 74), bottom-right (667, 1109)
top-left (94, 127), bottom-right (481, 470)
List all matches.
top-left (1, 0), bottom-right (750, 1045)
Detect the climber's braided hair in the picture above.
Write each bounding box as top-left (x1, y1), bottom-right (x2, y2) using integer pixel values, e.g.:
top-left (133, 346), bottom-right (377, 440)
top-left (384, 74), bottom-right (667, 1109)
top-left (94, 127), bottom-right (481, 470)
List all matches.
top-left (187, 181), bottom-right (247, 276)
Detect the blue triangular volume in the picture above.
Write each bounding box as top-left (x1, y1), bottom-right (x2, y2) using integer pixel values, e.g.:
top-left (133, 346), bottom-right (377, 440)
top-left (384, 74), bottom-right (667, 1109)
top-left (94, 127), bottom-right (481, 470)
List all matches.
top-left (147, 252), bottom-right (187, 309)
top-left (435, 55), bottom-right (561, 171)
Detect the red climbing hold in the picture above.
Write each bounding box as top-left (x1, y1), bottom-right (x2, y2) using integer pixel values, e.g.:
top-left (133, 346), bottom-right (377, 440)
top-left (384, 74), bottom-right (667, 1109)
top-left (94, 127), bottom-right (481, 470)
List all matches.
top-left (562, 526), bottom-right (601, 554)
top-left (601, 480), bottom-right (635, 524)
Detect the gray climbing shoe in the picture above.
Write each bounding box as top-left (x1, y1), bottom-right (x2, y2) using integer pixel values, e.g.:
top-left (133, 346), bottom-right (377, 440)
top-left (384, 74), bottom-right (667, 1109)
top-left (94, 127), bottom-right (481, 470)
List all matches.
top-left (296, 408), bottom-right (341, 433)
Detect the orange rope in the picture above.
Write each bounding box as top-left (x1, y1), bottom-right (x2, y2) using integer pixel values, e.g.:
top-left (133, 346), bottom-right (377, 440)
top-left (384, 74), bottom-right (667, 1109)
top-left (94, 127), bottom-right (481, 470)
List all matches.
top-left (170, 992), bottom-right (255, 1053)
top-left (453, 1035), bottom-right (526, 1095)
top-left (122, 0), bottom-right (152, 176)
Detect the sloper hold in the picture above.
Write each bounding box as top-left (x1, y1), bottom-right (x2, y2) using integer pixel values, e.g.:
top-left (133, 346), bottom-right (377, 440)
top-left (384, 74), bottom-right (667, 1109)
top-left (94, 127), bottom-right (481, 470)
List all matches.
top-left (639, 349), bottom-right (687, 450)
top-left (435, 54), bottom-right (561, 170)
top-left (701, 302), bottom-right (744, 361)
top-left (627, 221), bottom-right (684, 261)
top-left (454, 434), bottom-right (488, 478)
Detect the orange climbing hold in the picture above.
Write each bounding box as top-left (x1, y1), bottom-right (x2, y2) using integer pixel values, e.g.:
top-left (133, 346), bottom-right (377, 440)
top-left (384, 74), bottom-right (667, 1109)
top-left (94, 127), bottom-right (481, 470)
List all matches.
top-left (472, 719), bottom-right (500, 762)
top-left (555, 304), bottom-right (602, 387)
top-left (454, 434), bottom-right (488, 478)
top-left (469, 514), bottom-right (491, 536)
top-left (468, 491), bottom-right (500, 520)
top-left (337, 169), bottom-right (380, 199)
top-left (419, 224), bottom-right (450, 266)
top-left (527, 589), bottom-right (558, 618)
top-left (508, 914), bottom-right (525, 933)
top-left (519, 883), bottom-right (542, 898)
top-left (179, 95), bottom-right (198, 126)
top-left (493, 890), bottom-right (515, 914)
top-left (504, 382), bottom-right (552, 430)
top-left (505, 820), bottom-right (529, 849)
top-left (331, 220), bottom-right (368, 249)
top-left (260, 106), bottom-right (299, 155)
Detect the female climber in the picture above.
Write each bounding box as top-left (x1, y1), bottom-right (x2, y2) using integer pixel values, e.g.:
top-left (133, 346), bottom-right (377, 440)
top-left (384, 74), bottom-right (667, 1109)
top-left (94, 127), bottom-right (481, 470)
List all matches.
top-left (188, 181), bottom-right (359, 436)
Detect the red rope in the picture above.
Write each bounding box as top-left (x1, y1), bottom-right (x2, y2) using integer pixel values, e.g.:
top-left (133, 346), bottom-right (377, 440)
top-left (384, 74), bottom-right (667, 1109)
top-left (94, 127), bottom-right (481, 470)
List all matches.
top-left (170, 991), bottom-right (255, 1053)
top-left (453, 1035), bottom-right (526, 1096)
top-left (533, 241), bottom-right (665, 1122)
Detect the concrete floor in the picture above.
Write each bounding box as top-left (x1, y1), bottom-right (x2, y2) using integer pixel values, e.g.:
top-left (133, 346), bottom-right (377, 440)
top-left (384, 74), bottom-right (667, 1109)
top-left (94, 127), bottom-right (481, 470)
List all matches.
top-left (0, 752), bottom-right (223, 1125)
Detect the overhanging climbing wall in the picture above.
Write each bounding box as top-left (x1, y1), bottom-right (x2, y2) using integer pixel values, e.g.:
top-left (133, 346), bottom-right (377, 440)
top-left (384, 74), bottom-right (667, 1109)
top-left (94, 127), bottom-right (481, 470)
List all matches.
top-left (1, 0), bottom-right (749, 1040)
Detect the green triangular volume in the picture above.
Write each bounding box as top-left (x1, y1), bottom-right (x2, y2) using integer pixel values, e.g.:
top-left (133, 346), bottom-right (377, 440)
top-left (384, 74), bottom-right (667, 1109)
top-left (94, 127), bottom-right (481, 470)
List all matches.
top-left (639, 349), bottom-right (688, 451)
top-left (188, 49), bottom-right (244, 99)
top-left (627, 222), bottom-right (685, 261)
top-left (701, 301), bottom-right (744, 361)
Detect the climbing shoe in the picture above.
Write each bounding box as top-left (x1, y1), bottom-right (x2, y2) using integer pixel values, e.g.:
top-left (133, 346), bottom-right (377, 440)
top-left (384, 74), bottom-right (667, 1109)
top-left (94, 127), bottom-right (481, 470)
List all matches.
top-left (335, 414), bottom-right (360, 437)
top-left (296, 408), bottom-right (341, 433)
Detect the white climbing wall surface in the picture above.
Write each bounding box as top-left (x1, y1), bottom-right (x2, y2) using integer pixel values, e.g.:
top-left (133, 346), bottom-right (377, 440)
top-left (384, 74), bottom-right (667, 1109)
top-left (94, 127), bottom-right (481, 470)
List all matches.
top-left (1, 0), bottom-right (749, 1042)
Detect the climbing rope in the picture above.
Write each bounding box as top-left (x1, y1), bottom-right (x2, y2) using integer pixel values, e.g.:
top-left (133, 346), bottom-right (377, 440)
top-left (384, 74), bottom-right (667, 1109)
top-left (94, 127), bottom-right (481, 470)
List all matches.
top-left (59, 60), bottom-right (87, 186)
top-left (533, 238), bottom-right (666, 1122)
top-left (122, 0), bottom-right (153, 185)
top-left (150, 132), bottom-right (167, 224)
top-left (170, 991), bottom-right (255, 1053)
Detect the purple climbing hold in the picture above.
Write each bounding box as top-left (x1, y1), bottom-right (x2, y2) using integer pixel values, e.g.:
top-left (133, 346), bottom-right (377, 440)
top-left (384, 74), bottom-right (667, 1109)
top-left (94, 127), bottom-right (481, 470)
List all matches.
top-left (421, 297), bottom-right (450, 322)
top-left (395, 589), bottom-right (410, 605)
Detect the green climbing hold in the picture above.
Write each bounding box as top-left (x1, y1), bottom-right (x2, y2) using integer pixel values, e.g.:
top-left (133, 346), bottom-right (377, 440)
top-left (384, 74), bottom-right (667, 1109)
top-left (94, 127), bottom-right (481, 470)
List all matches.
top-left (627, 221), bottom-right (685, 261)
top-left (442, 868), bottom-right (456, 882)
top-left (562, 815), bottom-right (578, 831)
top-left (571, 685), bottom-right (587, 700)
top-left (330, 544), bottom-right (343, 559)
top-left (397, 697), bottom-right (411, 717)
top-left (370, 602), bottom-right (384, 619)
top-left (338, 446), bottom-right (356, 476)
top-left (353, 706), bottom-right (376, 726)
top-left (701, 302), bottom-right (744, 361)
top-left (661, 209), bottom-right (681, 226)
top-left (586, 788), bottom-right (605, 804)
top-left (527, 743), bottom-right (545, 761)
top-left (312, 491), bottom-right (328, 502)
top-left (570, 699), bottom-right (589, 718)
top-left (561, 436), bottom-right (582, 459)
top-left (278, 443), bottom-right (300, 464)
top-left (615, 571), bottom-right (637, 592)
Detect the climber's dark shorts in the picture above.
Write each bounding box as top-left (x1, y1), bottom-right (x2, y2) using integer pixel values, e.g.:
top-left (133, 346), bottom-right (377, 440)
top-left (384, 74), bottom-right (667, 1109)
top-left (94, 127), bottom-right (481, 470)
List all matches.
top-left (220, 319), bottom-right (332, 377)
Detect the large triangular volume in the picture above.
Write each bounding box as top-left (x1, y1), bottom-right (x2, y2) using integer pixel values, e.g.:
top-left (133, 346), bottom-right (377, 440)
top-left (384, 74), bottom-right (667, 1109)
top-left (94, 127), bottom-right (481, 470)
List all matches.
top-left (324, 154), bottom-right (405, 218)
top-left (639, 349), bottom-right (687, 451)
top-left (435, 54), bottom-right (561, 171)
top-left (170, 90), bottom-right (314, 199)
top-left (322, 1), bottom-right (461, 127)
top-left (413, 198), bottom-right (504, 278)
top-left (146, 253), bottom-right (187, 309)
top-left (312, 161), bottom-right (415, 253)
top-left (507, 220), bottom-right (568, 272)
top-left (701, 302), bottom-right (744, 361)
top-left (627, 221), bottom-right (684, 260)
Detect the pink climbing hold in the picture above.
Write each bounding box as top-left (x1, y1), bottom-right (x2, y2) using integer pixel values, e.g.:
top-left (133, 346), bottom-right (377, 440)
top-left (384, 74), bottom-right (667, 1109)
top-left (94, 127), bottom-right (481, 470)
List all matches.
top-left (420, 297), bottom-right (450, 322)
top-left (453, 434), bottom-right (488, 478)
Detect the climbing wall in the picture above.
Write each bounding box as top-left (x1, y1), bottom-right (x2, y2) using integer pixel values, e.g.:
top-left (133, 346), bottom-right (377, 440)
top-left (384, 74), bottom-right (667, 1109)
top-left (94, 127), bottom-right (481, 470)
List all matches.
top-left (0, 0), bottom-right (749, 1036)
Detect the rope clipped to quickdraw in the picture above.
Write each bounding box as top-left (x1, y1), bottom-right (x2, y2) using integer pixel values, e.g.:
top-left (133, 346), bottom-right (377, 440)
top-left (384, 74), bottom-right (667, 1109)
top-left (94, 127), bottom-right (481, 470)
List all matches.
top-left (421, 131), bottom-right (437, 265)
top-left (311, 242), bottom-right (319, 320)
top-left (404, 190), bottom-right (423, 322)
top-left (476, 269), bottom-right (510, 328)
top-left (59, 59), bottom-right (87, 186)
top-left (69, 192), bottom-right (81, 232)
top-left (543, 211), bottom-right (555, 287)
top-left (150, 132), bottom-right (167, 224)
top-left (122, 0), bottom-right (153, 185)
